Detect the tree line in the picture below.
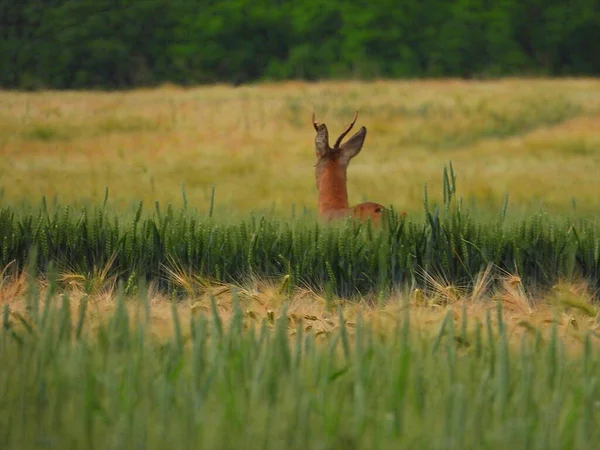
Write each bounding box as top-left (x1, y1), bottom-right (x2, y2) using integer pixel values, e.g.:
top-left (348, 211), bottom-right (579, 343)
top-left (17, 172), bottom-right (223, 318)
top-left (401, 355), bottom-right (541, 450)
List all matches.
top-left (2, 0), bottom-right (599, 90)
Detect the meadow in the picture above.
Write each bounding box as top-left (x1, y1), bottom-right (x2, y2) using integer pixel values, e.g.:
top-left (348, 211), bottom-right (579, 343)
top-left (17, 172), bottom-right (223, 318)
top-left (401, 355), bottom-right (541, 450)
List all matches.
top-left (2, 78), bottom-right (600, 448)
top-left (2, 78), bottom-right (600, 216)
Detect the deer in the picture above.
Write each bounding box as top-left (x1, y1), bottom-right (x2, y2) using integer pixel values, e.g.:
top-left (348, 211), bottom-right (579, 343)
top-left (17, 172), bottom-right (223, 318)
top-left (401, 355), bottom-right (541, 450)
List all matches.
top-left (312, 110), bottom-right (388, 226)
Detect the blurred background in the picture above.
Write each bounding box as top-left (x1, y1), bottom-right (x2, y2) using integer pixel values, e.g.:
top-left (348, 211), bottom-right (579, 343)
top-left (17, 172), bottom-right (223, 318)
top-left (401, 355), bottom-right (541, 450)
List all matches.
top-left (1, 0), bottom-right (600, 218)
top-left (2, 0), bottom-right (599, 90)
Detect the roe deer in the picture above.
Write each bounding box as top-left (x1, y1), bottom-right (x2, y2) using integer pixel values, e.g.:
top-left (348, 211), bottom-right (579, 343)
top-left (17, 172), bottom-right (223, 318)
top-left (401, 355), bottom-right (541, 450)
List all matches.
top-left (312, 111), bottom-right (387, 226)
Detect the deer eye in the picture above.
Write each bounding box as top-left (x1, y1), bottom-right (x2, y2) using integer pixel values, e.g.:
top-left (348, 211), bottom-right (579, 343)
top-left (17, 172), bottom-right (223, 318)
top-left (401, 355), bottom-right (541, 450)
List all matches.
top-left (374, 207), bottom-right (382, 213)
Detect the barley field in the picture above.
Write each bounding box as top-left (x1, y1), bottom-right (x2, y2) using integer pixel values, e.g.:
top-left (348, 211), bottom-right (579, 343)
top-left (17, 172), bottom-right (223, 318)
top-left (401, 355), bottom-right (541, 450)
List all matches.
top-left (2, 78), bottom-right (600, 216)
top-left (2, 78), bottom-right (600, 448)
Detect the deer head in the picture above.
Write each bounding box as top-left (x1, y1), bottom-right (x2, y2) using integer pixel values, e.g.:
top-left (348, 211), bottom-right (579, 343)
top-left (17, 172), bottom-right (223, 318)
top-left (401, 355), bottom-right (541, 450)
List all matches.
top-left (313, 111), bottom-right (367, 181)
top-left (312, 111), bottom-right (368, 214)
top-left (310, 111), bottom-right (393, 226)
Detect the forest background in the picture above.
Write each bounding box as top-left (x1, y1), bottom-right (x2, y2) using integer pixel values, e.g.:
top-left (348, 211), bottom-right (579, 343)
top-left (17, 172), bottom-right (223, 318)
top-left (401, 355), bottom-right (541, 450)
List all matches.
top-left (2, 0), bottom-right (600, 90)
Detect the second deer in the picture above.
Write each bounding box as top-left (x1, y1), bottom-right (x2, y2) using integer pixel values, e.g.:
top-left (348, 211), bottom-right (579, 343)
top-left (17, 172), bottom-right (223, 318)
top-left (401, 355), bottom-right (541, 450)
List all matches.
top-left (312, 111), bottom-right (387, 226)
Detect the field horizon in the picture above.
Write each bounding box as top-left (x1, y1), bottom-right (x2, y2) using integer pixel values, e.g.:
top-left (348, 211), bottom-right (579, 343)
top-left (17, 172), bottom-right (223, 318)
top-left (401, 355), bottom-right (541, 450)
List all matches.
top-left (1, 77), bottom-right (600, 219)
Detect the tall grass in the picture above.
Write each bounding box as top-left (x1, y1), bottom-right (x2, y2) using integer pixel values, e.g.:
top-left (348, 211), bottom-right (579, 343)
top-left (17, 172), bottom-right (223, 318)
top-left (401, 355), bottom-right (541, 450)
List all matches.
top-left (2, 79), bottom-right (600, 216)
top-left (1, 166), bottom-right (599, 298)
top-left (1, 273), bottom-right (599, 449)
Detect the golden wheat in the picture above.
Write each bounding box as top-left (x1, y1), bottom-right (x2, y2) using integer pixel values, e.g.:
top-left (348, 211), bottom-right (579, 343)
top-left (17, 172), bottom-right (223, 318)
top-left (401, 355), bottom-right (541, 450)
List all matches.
top-left (1, 78), bottom-right (600, 216)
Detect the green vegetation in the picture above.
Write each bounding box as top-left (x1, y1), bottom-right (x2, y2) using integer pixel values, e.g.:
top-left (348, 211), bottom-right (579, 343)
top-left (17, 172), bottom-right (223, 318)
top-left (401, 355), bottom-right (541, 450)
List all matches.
top-left (1, 273), bottom-right (599, 449)
top-left (2, 0), bottom-right (600, 89)
top-left (1, 166), bottom-right (599, 300)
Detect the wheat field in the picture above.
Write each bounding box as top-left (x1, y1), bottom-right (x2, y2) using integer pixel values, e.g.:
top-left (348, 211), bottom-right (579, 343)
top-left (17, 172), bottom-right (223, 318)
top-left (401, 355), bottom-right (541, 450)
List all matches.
top-left (2, 77), bottom-right (600, 326)
top-left (1, 78), bottom-right (600, 217)
top-left (3, 79), bottom-right (600, 448)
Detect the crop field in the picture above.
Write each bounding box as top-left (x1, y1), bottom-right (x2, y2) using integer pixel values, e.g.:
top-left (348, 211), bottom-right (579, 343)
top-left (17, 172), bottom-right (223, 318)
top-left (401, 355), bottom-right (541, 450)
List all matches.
top-left (2, 78), bottom-right (600, 216)
top-left (2, 78), bottom-right (600, 448)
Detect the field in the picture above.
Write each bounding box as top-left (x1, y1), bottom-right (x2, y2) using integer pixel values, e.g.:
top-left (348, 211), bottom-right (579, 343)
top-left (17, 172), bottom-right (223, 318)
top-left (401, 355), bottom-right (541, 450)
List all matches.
top-left (2, 78), bottom-right (600, 448)
top-left (2, 78), bottom-right (600, 215)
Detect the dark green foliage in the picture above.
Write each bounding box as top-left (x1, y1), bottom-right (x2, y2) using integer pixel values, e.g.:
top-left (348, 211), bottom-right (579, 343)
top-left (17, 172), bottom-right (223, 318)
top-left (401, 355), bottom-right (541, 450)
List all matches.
top-left (2, 0), bottom-right (599, 89)
top-left (0, 186), bottom-right (599, 299)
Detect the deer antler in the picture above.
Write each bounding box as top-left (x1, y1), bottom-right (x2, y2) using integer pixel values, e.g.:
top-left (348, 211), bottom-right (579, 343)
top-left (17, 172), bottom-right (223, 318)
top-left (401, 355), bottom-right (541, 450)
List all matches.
top-left (312, 112), bottom-right (319, 132)
top-left (333, 110), bottom-right (358, 148)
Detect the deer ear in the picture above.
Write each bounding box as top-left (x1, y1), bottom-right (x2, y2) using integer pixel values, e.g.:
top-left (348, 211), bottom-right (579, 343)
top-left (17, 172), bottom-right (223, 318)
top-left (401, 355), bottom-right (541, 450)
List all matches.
top-left (315, 124), bottom-right (330, 157)
top-left (339, 126), bottom-right (366, 165)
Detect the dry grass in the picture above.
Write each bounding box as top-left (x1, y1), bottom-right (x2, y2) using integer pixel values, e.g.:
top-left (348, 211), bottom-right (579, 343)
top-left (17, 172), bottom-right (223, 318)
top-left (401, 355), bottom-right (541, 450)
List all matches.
top-left (1, 78), bottom-right (600, 216)
top-left (2, 264), bottom-right (600, 355)
top-left (2, 78), bottom-right (600, 350)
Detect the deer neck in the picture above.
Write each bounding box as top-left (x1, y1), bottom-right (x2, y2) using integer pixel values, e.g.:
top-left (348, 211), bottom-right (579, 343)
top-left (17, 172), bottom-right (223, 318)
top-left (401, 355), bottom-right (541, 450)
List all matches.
top-left (316, 160), bottom-right (349, 214)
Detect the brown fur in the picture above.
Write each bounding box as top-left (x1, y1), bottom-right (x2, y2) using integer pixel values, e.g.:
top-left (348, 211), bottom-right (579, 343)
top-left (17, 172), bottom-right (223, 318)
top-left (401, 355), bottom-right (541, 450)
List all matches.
top-left (312, 111), bottom-right (389, 226)
top-left (321, 202), bottom-right (386, 226)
